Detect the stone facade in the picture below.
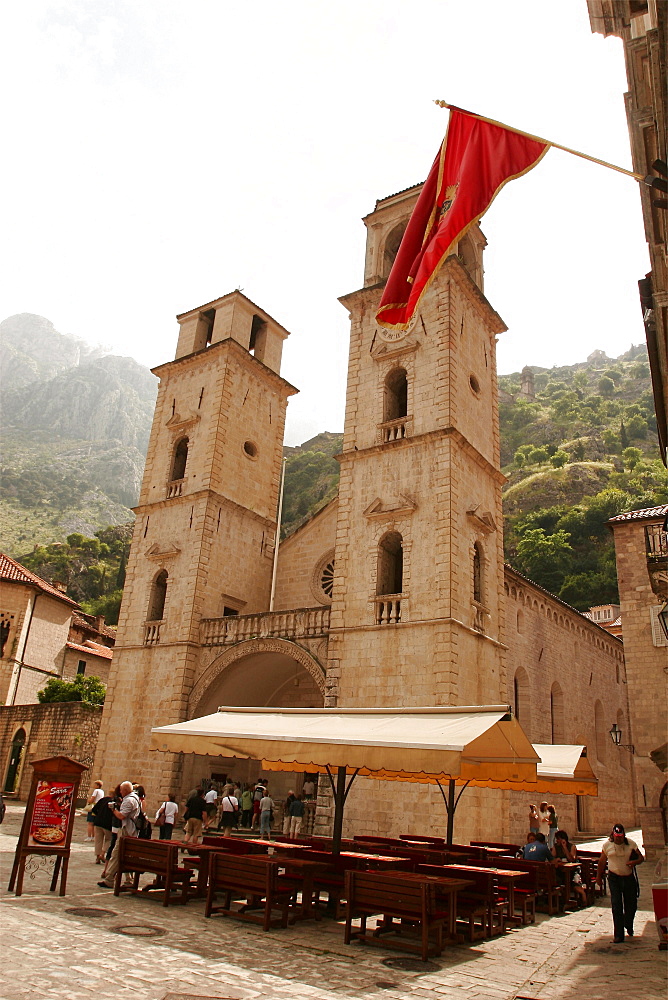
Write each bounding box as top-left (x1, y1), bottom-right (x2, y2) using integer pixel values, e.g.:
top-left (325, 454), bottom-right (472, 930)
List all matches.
top-left (92, 187), bottom-right (637, 844)
top-left (589, 0), bottom-right (667, 464)
top-left (1, 555), bottom-right (80, 705)
top-left (0, 701), bottom-right (101, 801)
top-left (608, 505), bottom-right (668, 858)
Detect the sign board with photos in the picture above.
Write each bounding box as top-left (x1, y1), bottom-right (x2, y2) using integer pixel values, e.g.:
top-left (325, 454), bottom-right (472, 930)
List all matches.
top-left (8, 756), bottom-right (88, 897)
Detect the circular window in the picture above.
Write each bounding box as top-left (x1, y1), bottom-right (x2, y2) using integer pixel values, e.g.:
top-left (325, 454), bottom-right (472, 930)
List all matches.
top-left (311, 549), bottom-right (335, 604)
top-left (469, 374), bottom-right (481, 395)
top-left (243, 441), bottom-right (258, 459)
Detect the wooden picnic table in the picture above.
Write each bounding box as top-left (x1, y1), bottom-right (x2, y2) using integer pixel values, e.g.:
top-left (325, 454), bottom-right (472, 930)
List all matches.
top-left (373, 870), bottom-right (474, 940)
top-left (436, 863), bottom-right (530, 927)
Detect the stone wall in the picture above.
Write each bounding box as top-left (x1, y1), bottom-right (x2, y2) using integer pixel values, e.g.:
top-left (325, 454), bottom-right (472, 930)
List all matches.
top-left (273, 499), bottom-right (337, 611)
top-left (610, 515), bottom-right (668, 857)
top-left (0, 701), bottom-right (102, 802)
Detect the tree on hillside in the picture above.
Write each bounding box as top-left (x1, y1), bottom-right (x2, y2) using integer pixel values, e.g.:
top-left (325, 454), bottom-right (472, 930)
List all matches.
top-left (550, 450), bottom-right (569, 468)
top-left (622, 447), bottom-right (643, 471)
top-left (513, 528), bottom-right (572, 594)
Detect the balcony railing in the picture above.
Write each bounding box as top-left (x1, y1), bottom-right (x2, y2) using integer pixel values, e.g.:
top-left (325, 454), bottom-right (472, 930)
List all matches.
top-left (471, 601), bottom-right (490, 633)
top-left (380, 416), bottom-right (412, 443)
top-left (166, 478), bottom-right (186, 499)
top-left (374, 595), bottom-right (403, 625)
top-left (143, 620), bottom-right (164, 645)
top-left (200, 606), bottom-right (330, 646)
top-left (646, 524), bottom-right (668, 561)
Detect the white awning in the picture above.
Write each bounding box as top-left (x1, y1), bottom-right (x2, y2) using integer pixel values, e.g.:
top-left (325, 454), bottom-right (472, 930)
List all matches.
top-left (151, 705), bottom-right (540, 788)
top-left (533, 744), bottom-right (598, 796)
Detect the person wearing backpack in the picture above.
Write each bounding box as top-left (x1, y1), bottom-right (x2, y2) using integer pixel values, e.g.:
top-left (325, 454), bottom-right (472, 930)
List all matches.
top-left (97, 780), bottom-right (140, 889)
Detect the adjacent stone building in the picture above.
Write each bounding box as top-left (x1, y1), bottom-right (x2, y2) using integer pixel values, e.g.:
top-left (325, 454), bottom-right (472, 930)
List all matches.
top-left (608, 504), bottom-right (668, 858)
top-left (92, 181), bottom-right (636, 844)
top-left (0, 554), bottom-right (113, 799)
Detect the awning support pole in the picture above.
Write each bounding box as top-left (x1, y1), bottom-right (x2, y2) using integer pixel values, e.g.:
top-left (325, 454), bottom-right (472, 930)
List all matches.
top-left (325, 765), bottom-right (359, 856)
top-left (436, 778), bottom-right (470, 845)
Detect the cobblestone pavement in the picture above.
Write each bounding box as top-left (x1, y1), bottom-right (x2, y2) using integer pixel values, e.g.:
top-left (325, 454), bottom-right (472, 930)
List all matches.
top-left (1, 807), bottom-right (665, 1000)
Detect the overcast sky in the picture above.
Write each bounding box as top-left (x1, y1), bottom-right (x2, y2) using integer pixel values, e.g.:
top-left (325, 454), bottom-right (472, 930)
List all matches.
top-left (1, 1), bottom-right (649, 445)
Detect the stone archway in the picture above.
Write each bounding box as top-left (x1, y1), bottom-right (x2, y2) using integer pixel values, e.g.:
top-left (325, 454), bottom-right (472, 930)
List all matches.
top-left (190, 637), bottom-right (326, 717)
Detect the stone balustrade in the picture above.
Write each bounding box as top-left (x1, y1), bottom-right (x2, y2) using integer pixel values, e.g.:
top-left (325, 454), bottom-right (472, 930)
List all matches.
top-left (380, 416), bottom-right (411, 443)
top-left (166, 478), bottom-right (186, 499)
top-left (200, 606), bottom-right (330, 646)
top-left (143, 620), bottom-right (163, 645)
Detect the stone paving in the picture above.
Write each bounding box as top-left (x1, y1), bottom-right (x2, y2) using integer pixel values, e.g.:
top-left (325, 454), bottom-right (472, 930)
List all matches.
top-left (1, 807), bottom-right (666, 1000)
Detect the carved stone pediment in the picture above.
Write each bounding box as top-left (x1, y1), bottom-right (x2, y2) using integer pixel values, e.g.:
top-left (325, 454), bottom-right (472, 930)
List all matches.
top-left (364, 494), bottom-right (418, 519)
top-left (145, 541), bottom-right (181, 560)
top-left (370, 336), bottom-right (421, 361)
top-left (466, 505), bottom-right (497, 533)
top-left (165, 410), bottom-right (200, 432)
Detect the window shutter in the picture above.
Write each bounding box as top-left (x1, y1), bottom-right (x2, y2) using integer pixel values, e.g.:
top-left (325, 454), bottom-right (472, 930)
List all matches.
top-left (649, 605), bottom-right (668, 647)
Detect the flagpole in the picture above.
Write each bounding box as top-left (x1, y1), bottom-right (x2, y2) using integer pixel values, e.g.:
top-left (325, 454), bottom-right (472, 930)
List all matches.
top-left (434, 101), bottom-right (645, 182)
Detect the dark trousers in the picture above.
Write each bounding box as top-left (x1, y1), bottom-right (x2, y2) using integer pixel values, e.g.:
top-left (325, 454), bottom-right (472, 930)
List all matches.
top-left (241, 808), bottom-right (252, 828)
top-left (608, 871), bottom-right (637, 939)
top-left (159, 823), bottom-right (173, 840)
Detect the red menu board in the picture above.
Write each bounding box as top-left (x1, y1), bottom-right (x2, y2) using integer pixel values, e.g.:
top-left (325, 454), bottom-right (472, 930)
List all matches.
top-left (27, 779), bottom-right (75, 849)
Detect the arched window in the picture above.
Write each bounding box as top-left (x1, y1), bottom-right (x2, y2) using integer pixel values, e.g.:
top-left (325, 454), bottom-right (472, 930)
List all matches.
top-left (473, 542), bottom-right (483, 604)
top-left (148, 570), bottom-right (168, 622)
top-left (4, 727), bottom-right (26, 794)
top-left (383, 368), bottom-right (408, 422)
top-left (382, 222), bottom-right (407, 278)
top-left (513, 667), bottom-right (531, 736)
top-left (516, 609), bottom-right (524, 634)
top-left (550, 683), bottom-right (565, 743)
top-left (170, 437), bottom-right (189, 482)
top-left (594, 700), bottom-right (606, 764)
top-left (377, 531), bottom-right (403, 596)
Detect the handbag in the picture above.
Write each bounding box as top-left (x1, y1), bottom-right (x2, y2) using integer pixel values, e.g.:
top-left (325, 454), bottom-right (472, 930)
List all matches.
top-left (155, 803), bottom-right (166, 827)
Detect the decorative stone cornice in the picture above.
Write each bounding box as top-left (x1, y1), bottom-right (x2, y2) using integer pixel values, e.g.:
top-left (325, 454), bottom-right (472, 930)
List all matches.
top-left (363, 495), bottom-right (418, 519)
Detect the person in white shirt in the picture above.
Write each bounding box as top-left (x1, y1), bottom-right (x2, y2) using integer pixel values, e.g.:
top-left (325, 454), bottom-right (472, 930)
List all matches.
top-left (155, 795), bottom-right (179, 840)
top-left (597, 823), bottom-right (644, 943)
top-left (204, 785), bottom-right (218, 830)
top-left (85, 780), bottom-right (105, 842)
top-left (219, 792), bottom-right (239, 836)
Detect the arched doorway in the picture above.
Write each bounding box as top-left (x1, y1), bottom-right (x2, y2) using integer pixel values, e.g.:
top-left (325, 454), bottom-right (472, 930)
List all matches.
top-left (4, 727), bottom-right (26, 794)
top-left (181, 640), bottom-right (326, 825)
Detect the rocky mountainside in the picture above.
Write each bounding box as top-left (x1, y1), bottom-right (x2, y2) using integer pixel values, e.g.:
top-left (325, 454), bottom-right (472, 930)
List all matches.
top-left (1, 314), bottom-right (157, 551)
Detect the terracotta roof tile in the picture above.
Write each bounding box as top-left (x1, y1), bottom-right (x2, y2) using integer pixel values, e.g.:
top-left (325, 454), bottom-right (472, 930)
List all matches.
top-left (66, 640), bottom-right (113, 659)
top-left (0, 553), bottom-right (80, 608)
top-left (608, 504), bottom-right (668, 523)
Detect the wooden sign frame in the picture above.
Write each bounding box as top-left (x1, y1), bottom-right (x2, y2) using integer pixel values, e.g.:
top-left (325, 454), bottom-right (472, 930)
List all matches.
top-left (8, 755), bottom-right (88, 896)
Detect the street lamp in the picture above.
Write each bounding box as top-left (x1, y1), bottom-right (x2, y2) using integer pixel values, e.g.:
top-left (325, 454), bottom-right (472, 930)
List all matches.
top-left (609, 723), bottom-right (635, 753)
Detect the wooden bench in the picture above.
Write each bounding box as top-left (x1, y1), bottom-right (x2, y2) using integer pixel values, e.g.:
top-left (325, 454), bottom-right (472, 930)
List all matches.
top-left (344, 870), bottom-right (451, 961)
top-left (486, 857), bottom-right (564, 914)
top-left (204, 852), bottom-right (297, 930)
top-left (470, 840), bottom-right (521, 856)
top-left (115, 838), bottom-right (194, 906)
top-left (417, 864), bottom-right (507, 939)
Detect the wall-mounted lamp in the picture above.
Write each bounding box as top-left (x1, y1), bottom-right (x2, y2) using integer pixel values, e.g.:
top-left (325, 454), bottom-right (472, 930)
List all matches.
top-left (658, 601), bottom-right (668, 642)
top-left (609, 723), bottom-right (635, 753)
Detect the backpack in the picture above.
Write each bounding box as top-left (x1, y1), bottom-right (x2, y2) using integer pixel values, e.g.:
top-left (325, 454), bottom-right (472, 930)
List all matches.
top-left (130, 794), bottom-right (152, 839)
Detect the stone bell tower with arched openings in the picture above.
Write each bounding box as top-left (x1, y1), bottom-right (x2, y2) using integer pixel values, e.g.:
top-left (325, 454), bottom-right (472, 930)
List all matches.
top-left (93, 292), bottom-right (297, 791)
top-left (325, 184), bottom-right (508, 712)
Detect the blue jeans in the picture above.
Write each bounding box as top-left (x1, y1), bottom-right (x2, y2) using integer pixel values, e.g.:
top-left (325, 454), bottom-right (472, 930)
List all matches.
top-left (608, 871), bottom-right (637, 940)
top-left (260, 810), bottom-right (272, 838)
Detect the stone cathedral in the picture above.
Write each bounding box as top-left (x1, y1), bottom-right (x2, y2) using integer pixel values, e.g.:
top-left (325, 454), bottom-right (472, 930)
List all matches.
top-left (94, 183), bottom-right (634, 843)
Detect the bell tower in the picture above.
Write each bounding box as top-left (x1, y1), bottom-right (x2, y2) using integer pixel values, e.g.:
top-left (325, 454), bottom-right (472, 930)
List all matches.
top-left (94, 291), bottom-right (297, 791)
top-left (326, 185), bottom-right (507, 710)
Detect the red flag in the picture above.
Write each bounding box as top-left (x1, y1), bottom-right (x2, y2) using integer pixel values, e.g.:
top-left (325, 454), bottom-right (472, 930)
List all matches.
top-left (376, 108), bottom-right (550, 330)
